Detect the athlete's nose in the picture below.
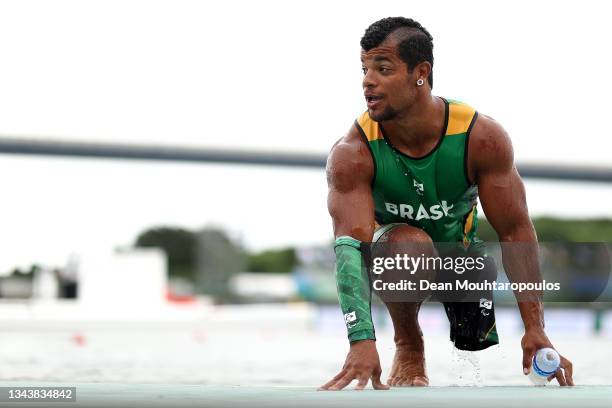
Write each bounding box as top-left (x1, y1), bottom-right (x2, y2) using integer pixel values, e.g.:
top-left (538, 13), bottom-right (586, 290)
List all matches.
top-left (362, 69), bottom-right (377, 90)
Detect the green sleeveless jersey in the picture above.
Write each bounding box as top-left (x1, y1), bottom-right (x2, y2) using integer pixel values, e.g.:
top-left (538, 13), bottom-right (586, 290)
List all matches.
top-left (355, 98), bottom-right (483, 253)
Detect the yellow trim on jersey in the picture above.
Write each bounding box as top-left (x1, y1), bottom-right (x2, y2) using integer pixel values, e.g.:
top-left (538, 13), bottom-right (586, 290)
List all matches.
top-left (462, 207), bottom-right (475, 247)
top-left (446, 102), bottom-right (476, 136)
top-left (357, 112), bottom-right (383, 141)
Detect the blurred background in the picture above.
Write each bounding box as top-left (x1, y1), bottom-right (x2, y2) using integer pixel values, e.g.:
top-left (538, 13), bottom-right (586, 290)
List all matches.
top-left (0, 0), bottom-right (611, 387)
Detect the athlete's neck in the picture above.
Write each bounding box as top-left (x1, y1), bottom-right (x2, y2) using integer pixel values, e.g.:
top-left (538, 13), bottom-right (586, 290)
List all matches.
top-left (381, 94), bottom-right (445, 156)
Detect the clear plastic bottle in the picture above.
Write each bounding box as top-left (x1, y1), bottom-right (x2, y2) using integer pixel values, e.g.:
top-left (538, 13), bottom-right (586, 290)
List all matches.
top-left (529, 348), bottom-right (560, 386)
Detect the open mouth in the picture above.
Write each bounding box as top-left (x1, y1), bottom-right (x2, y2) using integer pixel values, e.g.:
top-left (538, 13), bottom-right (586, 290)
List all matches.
top-left (366, 94), bottom-right (383, 108)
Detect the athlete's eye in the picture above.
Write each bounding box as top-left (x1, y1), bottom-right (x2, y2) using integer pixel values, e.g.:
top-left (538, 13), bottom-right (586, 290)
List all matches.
top-left (380, 67), bottom-right (391, 73)
top-left (362, 67), bottom-right (368, 75)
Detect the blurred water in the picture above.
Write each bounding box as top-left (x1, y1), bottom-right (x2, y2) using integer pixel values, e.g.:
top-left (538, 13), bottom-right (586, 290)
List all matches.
top-left (0, 304), bottom-right (609, 386)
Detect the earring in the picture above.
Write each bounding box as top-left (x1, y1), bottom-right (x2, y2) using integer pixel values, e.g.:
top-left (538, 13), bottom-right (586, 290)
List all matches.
top-left (416, 78), bottom-right (424, 86)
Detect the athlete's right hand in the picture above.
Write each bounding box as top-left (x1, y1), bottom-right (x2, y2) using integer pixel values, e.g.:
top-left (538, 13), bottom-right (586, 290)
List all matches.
top-left (319, 339), bottom-right (390, 391)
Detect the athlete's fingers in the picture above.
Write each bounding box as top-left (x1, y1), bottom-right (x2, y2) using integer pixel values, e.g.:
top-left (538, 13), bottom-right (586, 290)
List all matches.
top-left (318, 369), bottom-right (347, 390)
top-left (522, 345), bottom-right (535, 375)
top-left (329, 373), bottom-right (356, 391)
top-left (372, 370), bottom-right (390, 390)
top-left (565, 367), bottom-right (574, 386)
top-left (554, 369), bottom-right (568, 386)
top-left (354, 375), bottom-right (369, 390)
top-left (319, 370), bottom-right (345, 390)
top-left (562, 358), bottom-right (574, 386)
top-left (372, 377), bottom-right (390, 390)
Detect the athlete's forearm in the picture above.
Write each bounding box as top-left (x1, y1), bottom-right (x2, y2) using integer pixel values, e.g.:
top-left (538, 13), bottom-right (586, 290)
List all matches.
top-left (517, 301), bottom-right (545, 331)
top-left (499, 222), bottom-right (545, 331)
top-left (334, 236), bottom-right (376, 343)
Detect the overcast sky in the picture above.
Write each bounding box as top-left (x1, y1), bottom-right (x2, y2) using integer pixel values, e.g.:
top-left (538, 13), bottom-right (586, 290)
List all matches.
top-left (1, 0), bottom-right (611, 272)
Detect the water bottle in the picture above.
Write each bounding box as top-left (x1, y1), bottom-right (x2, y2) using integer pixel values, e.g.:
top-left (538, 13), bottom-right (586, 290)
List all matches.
top-left (529, 348), bottom-right (560, 385)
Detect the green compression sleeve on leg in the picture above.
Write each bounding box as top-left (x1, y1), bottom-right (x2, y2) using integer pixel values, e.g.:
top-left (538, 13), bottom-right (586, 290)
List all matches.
top-left (334, 236), bottom-right (375, 343)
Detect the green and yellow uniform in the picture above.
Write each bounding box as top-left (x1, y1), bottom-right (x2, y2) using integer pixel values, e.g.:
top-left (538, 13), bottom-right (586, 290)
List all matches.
top-left (356, 98), bottom-right (481, 252)
top-left (353, 97), bottom-right (498, 350)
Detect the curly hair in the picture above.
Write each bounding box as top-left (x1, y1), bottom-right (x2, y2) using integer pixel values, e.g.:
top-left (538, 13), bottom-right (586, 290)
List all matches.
top-left (360, 17), bottom-right (434, 88)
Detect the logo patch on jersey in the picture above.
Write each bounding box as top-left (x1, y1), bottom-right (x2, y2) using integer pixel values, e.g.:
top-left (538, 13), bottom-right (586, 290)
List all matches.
top-left (480, 298), bottom-right (492, 316)
top-left (413, 179), bottom-right (424, 196)
top-left (479, 298), bottom-right (492, 309)
top-left (344, 311), bottom-right (357, 328)
top-left (384, 201), bottom-right (454, 221)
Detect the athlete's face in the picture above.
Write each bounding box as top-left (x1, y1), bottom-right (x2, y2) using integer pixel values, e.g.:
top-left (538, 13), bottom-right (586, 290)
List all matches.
top-left (361, 38), bottom-right (418, 122)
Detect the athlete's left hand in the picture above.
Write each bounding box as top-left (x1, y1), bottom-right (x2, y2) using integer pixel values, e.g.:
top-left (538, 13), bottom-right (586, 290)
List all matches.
top-left (521, 328), bottom-right (574, 386)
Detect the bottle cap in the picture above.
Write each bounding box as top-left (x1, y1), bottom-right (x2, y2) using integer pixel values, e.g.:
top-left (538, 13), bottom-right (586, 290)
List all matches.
top-left (533, 347), bottom-right (560, 376)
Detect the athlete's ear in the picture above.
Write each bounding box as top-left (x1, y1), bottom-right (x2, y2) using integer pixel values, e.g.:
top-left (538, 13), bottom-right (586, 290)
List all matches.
top-left (413, 61), bottom-right (431, 86)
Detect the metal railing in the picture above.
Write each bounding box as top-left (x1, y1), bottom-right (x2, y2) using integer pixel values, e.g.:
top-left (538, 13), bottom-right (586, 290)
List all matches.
top-left (1, 136), bottom-right (611, 183)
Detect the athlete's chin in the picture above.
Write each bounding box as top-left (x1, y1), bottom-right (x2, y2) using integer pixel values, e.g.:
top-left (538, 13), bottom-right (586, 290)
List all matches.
top-left (368, 107), bottom-right (396, 122)
top-left (367, 108), bottom-right (385, 122)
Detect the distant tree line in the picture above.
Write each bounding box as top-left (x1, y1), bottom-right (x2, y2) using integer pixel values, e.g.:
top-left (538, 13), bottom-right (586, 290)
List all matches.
top-left (134, 227), bottom-right (297, 282)
top-left (135, 227), bottom-right (197, 281)
top-left (477, 217), bottom-right (612, 242)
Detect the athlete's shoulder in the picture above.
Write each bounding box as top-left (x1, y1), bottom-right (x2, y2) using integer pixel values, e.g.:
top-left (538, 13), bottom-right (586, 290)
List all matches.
top-left (326, 121), bottom-right (374, 190)
top-left (469, 113), bottom-right (514, 178)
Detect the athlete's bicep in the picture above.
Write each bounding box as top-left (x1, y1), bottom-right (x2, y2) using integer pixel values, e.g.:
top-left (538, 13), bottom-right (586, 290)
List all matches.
top-left (472, 117), bottom-right (534, 241)
top-left (328, 179), bottom-right (375, 241)
top-left (479, 165), bottom-right (532, 240)
top-left (326, 133), bottom-right (375, 242)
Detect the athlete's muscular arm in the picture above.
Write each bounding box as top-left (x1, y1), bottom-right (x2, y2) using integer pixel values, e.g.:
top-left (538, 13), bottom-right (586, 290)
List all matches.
top-left (320, 127), bottom-right (388, 391)
top-left (469, 116), bottom-right (573, 386)
top-left (327, 129), bottom-right (375, 241)
top-left (468, 117), bottom-right (543, 327)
